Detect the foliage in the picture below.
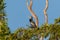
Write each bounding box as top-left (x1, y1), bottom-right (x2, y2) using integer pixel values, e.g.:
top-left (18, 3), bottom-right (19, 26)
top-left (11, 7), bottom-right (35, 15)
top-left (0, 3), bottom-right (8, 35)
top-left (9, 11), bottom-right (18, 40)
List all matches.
top-left (0, 0), bottom-right (10, 40)
top-left (0, 17), bottom-right (60, 40)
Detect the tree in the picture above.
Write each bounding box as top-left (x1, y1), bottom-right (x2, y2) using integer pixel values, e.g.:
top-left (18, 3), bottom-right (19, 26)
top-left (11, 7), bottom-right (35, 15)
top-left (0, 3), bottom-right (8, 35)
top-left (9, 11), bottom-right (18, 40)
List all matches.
top-left (0, 0), bottom-right (10, 40)
top-left (49, 18), bottom-right (60, 40)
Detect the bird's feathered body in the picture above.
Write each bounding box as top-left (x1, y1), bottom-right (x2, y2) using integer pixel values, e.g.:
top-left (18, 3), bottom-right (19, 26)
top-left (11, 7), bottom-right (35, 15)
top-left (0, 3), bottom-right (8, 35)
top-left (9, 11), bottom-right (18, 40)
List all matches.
top-left (29, 16), bottom-right (36, 28)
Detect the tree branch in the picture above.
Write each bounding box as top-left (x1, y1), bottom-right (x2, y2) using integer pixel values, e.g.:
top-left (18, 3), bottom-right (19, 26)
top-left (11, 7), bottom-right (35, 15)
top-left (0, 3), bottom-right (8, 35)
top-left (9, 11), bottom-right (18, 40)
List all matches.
top-left (26, 0), bottom-right (39, 27)
top-left (43, 0), bottom-right (48, 24)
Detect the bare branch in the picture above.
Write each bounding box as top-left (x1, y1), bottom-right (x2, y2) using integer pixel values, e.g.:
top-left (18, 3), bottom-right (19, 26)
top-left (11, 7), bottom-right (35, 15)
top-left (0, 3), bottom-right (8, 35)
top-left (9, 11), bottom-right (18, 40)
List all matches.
top-left (26, 0), bottom-right (39, 27)
top-left (43, 0), bottom-right (48, 24)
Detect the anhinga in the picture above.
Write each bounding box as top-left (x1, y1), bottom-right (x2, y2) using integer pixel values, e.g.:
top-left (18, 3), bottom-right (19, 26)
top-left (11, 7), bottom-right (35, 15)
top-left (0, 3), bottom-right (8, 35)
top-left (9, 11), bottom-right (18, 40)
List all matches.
top-left (29, 16), bottom-right (36, 28)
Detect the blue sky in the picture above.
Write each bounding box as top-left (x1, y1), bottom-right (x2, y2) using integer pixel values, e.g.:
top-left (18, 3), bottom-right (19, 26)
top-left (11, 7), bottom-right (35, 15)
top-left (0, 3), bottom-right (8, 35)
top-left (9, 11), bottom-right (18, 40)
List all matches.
top-left (5, 0), bottom-right (60, 33)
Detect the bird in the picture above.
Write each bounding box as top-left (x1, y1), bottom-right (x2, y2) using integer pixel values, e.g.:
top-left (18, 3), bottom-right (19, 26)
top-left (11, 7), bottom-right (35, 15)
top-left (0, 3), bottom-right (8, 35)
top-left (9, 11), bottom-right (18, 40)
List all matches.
top-left (29, 16), bottom-right (36, 28)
